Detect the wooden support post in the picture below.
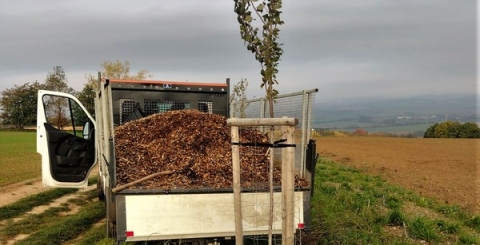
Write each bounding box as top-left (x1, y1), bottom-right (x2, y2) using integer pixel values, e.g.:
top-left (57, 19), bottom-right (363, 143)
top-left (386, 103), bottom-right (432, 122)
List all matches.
top-left (226, 117), bottom-right (299, 245)
top-left (282, 124), bottom-right (295, 245)
top-left (268, 127), bottom-right (274, 245)
top-left (231, 125), bottom-right (243, 245)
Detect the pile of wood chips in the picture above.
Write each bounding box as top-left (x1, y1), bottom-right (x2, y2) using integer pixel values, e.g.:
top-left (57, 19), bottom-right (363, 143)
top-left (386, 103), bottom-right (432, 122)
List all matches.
top-left (114, 109), bottom-right (309, 190)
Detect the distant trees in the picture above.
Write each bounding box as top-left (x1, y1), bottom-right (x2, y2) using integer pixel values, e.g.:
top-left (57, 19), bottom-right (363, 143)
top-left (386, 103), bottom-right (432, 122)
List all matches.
top-left (99, 60), bottom-right (152, 80)
top-left (0, 82), bottom-right (44, 129)
top-left (42, 66), bottom-right (75, 129)
top-left (0, 61), bottom-right (151, 129)
top-left (424, 121), bottom-right (480, 138)
top-left (79, 60), bottom-right (152, 117)
top-left (0, 66), bottom-right (75, 129)
top-left (75, 83), bottom-right (95, 121)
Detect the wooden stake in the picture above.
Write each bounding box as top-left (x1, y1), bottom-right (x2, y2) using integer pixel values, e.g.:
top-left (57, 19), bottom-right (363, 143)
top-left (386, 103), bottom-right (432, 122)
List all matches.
top-left (268, 126), bottom-right (274, 245)
top-left (231, 125), bottom-right (243, 245)
top-left (282, 124), bottom-right (295, 245)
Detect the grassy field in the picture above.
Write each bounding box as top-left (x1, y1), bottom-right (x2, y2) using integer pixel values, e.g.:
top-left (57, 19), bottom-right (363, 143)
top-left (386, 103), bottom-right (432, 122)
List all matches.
top-left (307, 158), bottom-right (480, 244)
top-left (0, 130), bottom-right (41, 186)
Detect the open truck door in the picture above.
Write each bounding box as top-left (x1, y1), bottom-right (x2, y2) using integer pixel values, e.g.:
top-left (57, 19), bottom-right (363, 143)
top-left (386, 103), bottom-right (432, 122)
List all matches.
top-left (37, 90), bottom-right (96, 188)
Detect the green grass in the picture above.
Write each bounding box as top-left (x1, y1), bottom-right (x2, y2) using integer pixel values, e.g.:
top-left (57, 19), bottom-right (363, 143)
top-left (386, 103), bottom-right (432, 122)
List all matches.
top-left (13, 199), bottom-right (105, 245)
top-left (2, 205), bottom-right (71, 239)
top-left (0, 187), bottom-right (103, 245)
top-left (0, 130), bottom-right (41, 186)
top-left (407, 217), bottom-right (441, 242)
top-left (310, 158), bottom-right (480, 244)
top-left (76, 225), bottom-right (114, 245)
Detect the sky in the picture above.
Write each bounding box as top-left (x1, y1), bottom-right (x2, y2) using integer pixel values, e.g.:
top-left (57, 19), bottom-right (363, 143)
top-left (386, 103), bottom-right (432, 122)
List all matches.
top-left (0, 0), bottom-right (477, 104)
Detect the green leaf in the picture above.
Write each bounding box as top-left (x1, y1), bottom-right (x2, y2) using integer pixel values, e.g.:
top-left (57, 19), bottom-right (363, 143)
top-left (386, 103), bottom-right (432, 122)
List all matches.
top-left (256, 3), bottom-right (264, 11)
top-left (245, 15), bottom-right (252, 22)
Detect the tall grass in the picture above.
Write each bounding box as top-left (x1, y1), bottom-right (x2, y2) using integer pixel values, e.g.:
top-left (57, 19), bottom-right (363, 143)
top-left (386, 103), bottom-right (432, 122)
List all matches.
top-left (0, 130), bottom-right (40, 186)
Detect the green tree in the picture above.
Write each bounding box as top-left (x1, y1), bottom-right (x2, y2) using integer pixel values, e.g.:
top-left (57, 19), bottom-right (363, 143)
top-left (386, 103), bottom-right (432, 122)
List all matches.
top-left (424, 123), bottom-right (437, 138)
top-left (0, 82), bottom-right (43, 129)
top-left (44, 66), bottom-right (74, 93)
top-left (459, 122), bottom-right (480, 138)
top-left (230, 78), bottom-right (249, 118)
top-left (80, 60), bottom-right (152, 118)
top-left (43, 66), bottom-right (74, 129)
top-left (101, 60), bottom-right (151, 80)
top-left (433, 121), bottom-right (461, 138)
top-left (234, 0), bottom-right (283, 117)
top-left (74, 83), bottom-right (95, 123)
top-left (85, 60), bottom-right (152, 87)
top-left (424, 121), bottom-right (480, 138)
top-left (76, 83), bottom-right (95, 114)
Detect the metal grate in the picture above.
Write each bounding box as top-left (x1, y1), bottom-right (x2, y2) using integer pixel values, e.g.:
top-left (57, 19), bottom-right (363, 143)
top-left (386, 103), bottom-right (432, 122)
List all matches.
top-left (198, 101), bottom-right (213, 114)
top-left (119, 98), bottom-right (135, 125)
top-left (169, 100), bottom-right (190, 111)
top-left (144, 99), bottom-right (159, 116)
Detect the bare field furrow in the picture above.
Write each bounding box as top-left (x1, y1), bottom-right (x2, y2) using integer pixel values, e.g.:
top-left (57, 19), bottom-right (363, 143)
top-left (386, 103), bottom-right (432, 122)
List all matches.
top-left (315, 136), bottom-right (480, 213)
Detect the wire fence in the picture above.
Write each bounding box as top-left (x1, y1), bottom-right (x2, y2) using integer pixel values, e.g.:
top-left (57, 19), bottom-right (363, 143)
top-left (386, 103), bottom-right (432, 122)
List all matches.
top-left (230, 89), bottom-right (318, 178)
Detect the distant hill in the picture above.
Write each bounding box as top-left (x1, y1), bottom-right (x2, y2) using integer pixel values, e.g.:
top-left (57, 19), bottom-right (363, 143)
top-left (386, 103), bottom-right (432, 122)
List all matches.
top-left (313, 93), bottom-right (478, 134)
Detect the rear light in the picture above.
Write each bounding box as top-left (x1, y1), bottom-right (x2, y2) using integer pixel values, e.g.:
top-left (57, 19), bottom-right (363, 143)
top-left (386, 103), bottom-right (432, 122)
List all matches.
top-left (297, 223), bottom-right (305, 229)
top-left (126, 231), bottom-right (134, 237)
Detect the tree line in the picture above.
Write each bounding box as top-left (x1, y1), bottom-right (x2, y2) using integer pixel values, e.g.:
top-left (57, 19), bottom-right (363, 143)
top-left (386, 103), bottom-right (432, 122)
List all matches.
top-left (0, 60), bottom-right (150, 129)
top-left (424, 121), bottom-right (480, 138)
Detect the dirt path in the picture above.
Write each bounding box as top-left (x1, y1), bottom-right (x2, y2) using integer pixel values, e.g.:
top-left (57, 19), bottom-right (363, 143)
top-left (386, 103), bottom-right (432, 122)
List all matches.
top-left (0, 180), bottom-right (98, 245)
top-left (0, 178), bottom-right (48, 206)
top-left (0, 170), bottom-right (100, 244)
top-left (315, 136), bottom-right (480, 213)
top-left (0, 168), bottom-right (99, 207)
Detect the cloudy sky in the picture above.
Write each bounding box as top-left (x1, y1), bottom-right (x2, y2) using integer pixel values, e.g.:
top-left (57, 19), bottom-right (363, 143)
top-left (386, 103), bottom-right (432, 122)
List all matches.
top-left (0, 0), bottom-right (476, 103)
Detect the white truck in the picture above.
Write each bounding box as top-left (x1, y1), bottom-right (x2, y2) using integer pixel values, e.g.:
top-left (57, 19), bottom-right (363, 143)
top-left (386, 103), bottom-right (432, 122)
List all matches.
top-left (36, 75), bottom-right (316, 244)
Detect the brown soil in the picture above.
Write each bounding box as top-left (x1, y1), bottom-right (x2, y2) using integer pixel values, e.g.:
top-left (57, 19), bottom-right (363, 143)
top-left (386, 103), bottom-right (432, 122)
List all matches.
top-left (0, 168), bottom-right (99, 207)
top-left (0, 178), bottom-right (47, 206)
top-left (315, 136), bottom-right (480, 213)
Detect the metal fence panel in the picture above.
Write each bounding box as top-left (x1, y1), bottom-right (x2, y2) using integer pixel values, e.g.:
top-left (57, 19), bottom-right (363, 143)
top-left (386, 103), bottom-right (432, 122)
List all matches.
top-left (230, 89), bottom-right (318, 177)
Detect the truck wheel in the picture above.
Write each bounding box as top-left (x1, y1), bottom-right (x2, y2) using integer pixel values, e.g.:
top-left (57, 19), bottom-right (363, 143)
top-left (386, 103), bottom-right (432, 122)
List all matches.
top-left (97, 179), bottom-right (105, 201)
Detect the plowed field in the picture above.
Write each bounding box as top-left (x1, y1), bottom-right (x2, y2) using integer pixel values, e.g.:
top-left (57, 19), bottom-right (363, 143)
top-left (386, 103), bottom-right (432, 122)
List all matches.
top-left (315, 136), bottom-right (480, 213)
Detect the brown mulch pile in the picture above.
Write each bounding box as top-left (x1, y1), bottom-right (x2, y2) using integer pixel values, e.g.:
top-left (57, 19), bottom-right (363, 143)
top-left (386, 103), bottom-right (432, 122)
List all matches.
top-left (114, 109), bottom-right (309, 190)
